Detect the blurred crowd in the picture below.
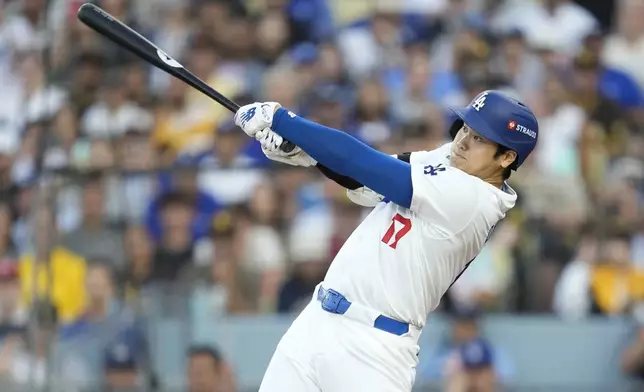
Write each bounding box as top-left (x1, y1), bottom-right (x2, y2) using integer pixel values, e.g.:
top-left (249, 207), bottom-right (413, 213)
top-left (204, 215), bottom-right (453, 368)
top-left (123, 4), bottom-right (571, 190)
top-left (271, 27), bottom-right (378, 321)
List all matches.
top-left (0, 0), bottom-right (643, 390)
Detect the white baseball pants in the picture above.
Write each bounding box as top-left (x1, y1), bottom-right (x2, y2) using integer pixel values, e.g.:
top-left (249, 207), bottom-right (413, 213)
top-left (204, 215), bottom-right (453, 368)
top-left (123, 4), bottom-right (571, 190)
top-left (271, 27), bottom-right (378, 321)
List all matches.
top-left (258, 295), bottom-right (420, 392)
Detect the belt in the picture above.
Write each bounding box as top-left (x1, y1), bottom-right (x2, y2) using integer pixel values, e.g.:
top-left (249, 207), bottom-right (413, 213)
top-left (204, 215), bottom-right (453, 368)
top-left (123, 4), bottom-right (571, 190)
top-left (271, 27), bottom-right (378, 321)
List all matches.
top-left (316, 286), bottom-right (411, 337)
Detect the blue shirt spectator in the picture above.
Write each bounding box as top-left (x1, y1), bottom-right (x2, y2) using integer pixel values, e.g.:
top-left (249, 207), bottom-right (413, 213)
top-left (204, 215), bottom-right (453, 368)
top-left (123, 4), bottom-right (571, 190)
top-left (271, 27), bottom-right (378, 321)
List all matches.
top-left (146, 166), bottom-right (222, 243)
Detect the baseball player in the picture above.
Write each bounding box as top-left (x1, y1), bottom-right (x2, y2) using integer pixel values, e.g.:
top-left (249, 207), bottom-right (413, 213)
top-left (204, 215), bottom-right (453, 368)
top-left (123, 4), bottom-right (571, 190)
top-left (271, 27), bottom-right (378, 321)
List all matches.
top-left (233, 90), bottom-right (538, 392)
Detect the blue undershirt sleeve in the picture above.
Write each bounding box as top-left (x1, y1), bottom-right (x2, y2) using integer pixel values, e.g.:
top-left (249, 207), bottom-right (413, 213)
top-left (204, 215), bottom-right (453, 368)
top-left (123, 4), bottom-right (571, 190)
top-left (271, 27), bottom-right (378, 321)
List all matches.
top-left (271, 108), bottom-right (413, 208)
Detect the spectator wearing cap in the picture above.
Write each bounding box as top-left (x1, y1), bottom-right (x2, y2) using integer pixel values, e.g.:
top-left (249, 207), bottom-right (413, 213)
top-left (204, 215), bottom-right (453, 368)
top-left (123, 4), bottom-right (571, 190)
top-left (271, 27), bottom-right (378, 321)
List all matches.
top-left (102, 327), bottom-right (152, 392)
top-left (418, 308), bottom-right (514, 388)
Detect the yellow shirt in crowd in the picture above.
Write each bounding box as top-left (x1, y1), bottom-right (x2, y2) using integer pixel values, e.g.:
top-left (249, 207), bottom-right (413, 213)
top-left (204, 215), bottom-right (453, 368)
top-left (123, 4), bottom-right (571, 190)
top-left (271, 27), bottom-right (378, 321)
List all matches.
top-left (19, 247), bottom-right (87, 323)
top-left (591, 264), bottom-right (644, 314)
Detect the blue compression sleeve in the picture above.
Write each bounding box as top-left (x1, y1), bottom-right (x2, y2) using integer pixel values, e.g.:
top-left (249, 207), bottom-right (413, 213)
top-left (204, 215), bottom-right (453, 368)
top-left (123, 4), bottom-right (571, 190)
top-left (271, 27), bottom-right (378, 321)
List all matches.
top-left (272, 108), bottom-right (413, 208)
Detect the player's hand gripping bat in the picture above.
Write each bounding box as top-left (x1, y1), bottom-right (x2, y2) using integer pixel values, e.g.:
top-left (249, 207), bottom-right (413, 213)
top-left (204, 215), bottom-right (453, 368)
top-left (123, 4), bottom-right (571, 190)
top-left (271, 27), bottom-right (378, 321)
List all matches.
top-left (77, 2), bottom-right (296, 153)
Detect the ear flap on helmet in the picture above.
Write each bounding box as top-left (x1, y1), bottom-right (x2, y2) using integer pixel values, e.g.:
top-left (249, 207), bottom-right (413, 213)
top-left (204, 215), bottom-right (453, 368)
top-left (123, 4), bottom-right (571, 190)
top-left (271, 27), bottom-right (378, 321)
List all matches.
top-left (449, 119), bottom-right (464, 139)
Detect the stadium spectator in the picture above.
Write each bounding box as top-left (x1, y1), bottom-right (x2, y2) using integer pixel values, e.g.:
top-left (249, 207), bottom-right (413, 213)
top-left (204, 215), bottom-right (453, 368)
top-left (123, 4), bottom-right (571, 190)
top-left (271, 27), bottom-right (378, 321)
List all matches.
top-left (418, 308), bottom-right (514, 389)
top-left (59, 172), bottom-right (126, 270)
top-left (146, 164), bottom-right (222, 243)
top-left (186, 345), bottom-right (237, 392)
top-left (19, 207), bottom-right (87, 323)
top-left (147, 192), bottom-right (197, 283)
top-left (102, 327), bottom-right (152, 392)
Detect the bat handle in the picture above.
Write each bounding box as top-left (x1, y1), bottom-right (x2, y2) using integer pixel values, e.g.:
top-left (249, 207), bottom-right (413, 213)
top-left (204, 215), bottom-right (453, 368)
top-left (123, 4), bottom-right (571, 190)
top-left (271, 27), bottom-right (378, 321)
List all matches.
top-left (280, 141), bottom-right (296, 153)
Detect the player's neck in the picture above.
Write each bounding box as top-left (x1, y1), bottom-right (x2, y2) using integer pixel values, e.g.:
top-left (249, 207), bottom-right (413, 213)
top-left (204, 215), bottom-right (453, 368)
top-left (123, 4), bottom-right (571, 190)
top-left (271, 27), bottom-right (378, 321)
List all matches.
top-left (481, 175), bottom-right (505, 190)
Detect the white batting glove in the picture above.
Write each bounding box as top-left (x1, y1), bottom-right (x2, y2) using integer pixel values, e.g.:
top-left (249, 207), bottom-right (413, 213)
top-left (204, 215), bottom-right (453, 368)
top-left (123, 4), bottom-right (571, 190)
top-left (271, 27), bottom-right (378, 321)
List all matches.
top-left (255, 128), bottom-right (317, 167)
top-left (346, 186), bottom-right (385, 207)
top-left (234, 102), bottom-right (281, 138)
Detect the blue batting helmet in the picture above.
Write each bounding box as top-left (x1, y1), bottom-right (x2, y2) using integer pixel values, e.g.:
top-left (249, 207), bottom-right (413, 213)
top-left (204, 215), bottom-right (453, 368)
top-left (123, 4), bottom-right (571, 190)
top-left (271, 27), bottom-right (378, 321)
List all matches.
top-left (449, 90), bottom-right (538, 169)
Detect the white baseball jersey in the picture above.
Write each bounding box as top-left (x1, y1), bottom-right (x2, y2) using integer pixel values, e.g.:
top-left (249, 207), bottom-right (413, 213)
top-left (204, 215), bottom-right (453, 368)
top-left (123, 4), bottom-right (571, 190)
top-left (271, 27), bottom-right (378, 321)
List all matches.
top-left (323, 143), bottom-right (517, 328)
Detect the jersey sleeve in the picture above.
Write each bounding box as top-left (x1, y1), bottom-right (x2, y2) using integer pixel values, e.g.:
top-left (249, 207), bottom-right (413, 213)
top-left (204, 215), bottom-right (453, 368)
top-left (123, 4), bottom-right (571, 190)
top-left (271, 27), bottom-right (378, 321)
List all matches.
top-left (410, 163), bottom-right (479, 234)
top-left (409, 143), bottom-right (452, 165)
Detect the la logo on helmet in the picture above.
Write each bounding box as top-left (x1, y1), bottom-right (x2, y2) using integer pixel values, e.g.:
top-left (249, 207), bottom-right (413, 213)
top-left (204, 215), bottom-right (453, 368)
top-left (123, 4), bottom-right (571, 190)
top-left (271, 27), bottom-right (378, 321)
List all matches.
top-left (472, 92), bottom-right (488, 112)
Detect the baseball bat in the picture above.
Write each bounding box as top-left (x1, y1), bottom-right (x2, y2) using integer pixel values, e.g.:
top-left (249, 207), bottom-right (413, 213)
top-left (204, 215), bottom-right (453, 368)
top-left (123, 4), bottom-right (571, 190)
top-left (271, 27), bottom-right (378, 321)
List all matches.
top-left (76, 3), bottom-right (296, 153)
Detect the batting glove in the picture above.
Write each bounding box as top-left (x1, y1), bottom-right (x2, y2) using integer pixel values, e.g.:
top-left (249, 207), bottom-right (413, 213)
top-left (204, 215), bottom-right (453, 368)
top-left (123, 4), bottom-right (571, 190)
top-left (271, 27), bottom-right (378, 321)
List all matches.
top-left (346, 186), bottom-right (385, 207)
top-left (234, 102), bottom-right (281, 138)
top-left (256, 128), bottom-right (317, 167)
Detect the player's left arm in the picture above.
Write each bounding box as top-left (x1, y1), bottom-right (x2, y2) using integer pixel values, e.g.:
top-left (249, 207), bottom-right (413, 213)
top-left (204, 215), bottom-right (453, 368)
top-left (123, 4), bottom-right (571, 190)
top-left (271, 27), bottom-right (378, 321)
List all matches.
top-left (316, 152), bottom-right (412, 190)
top-left (269, 108), bottom-right (414, 208)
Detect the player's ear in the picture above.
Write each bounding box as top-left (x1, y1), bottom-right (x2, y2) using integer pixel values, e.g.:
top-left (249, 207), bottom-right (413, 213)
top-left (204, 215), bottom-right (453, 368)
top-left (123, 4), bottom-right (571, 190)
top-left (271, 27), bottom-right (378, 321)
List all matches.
top-left (500, 150), bottom-right (517, 169)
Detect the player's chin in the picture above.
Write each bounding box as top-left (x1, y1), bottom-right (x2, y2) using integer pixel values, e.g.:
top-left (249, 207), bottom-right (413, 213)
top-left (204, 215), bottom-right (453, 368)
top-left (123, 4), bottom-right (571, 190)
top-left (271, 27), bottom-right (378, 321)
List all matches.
top-left (450, 153), bottom-right (466, 166)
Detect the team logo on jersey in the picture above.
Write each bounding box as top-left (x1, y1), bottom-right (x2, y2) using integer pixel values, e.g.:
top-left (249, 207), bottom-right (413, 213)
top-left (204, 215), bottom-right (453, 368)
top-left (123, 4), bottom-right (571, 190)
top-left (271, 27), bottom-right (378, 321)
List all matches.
top-left (507, 120), bottom-right (516, 130)
top-left (424, 163), bottom-right (446, 176)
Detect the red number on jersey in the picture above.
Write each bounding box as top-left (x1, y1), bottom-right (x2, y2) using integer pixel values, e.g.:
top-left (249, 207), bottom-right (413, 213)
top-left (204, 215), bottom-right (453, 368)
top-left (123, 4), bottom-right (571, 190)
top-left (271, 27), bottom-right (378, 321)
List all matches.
top-left (381, 213), bottom-right (412, 249)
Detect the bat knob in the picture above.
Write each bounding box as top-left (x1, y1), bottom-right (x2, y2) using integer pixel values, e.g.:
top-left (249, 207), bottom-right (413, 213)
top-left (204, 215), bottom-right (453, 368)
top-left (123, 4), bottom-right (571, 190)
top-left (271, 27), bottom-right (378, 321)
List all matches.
top-left (280, 141), bottom-right (296, 153)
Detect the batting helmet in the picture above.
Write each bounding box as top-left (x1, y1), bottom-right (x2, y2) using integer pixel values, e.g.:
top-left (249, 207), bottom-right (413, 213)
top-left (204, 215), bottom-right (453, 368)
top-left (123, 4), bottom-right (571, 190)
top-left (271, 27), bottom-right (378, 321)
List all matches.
top-left (448, 90), bottom-right (538, 169)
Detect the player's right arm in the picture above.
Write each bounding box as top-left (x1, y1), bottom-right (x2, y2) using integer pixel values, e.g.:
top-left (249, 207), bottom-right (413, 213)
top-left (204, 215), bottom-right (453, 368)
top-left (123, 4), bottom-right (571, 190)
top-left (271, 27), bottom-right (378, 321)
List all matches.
top-left (256, 127), bottom-right (412, 190)
top-left (235, 102), bottom-right (470, 215)
top-left (256, 127), bottom-right (413, 207)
